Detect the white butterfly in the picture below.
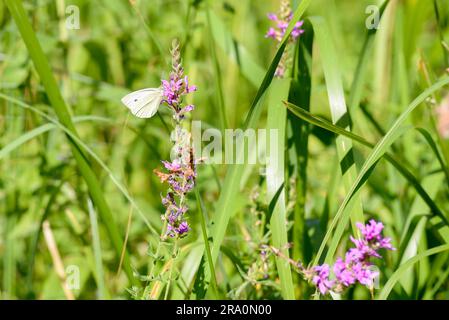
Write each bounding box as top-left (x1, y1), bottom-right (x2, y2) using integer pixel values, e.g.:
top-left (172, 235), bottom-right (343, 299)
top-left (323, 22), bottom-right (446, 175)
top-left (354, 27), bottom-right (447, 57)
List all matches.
top-left (121, 88), bottom-right (164, 118)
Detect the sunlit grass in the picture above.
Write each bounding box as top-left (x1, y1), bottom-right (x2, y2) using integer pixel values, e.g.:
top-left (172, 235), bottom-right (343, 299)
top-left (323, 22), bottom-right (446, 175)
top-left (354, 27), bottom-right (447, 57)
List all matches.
top-left (1, 0), bottom-right (449, 300)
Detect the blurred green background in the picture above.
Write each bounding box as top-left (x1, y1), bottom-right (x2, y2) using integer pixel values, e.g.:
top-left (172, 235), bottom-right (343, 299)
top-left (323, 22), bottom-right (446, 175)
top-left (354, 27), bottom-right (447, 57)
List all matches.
top-left (1, 0), bottom-right (449, 299)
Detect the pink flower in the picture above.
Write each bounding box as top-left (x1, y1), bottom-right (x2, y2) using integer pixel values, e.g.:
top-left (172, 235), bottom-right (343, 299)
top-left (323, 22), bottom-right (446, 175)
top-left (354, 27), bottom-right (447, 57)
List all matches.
top-left (291, 21), bottom-right (305, 38)
top-left (184, 76), bottom-right (197, 93)
top-left (350, 236), bottom-right (381, 258)
top-left (352, 262), bottom-right (378, 287)
top-left (177, 221), bottom-right (190, 235)
top-left (379, 237), bottom-right (394, 250)
top-left (161, 71), bottom-right (197, 116)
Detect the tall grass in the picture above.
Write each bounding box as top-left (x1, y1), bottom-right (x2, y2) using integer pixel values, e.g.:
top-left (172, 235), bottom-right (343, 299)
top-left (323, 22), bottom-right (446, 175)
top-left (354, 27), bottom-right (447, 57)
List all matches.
top-left (3, 0), bottom-right (137, 287)
top-left (1, 0), bottom-right (449, 300)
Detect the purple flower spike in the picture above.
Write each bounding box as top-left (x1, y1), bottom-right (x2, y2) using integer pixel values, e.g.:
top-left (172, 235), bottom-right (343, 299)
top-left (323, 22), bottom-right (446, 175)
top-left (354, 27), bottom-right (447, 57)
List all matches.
top-left (312, 264), bottom-right (335, 295)
top-left (177, 221), bottom-right (190, 235)
top-left (265, 1), bottom-right (304, 78)
top-left (156, 40), bottom-right (198, 239)
top-left (265, 8), bottom-right (304, 43)
top-left (309, 219), bottom-right (394, 295)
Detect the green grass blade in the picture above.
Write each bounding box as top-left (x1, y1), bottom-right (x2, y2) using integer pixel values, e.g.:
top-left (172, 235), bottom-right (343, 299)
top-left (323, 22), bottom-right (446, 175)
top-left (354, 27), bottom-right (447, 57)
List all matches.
top-left (3, 202), bottom-right (17, 299)
top-left (285, 102), bottom-right (371, 146)
top-left (0, 123), bottom-right (54, 160)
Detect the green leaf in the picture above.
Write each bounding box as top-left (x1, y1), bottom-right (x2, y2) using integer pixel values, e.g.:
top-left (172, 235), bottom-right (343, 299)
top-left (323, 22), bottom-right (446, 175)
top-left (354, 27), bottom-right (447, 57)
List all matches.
top-left (313, 75), bottom-right (449, 264)
top-left (208, 10), bottom-right (265, 87)
top-left (348, 0), bottom-right (390, 112)
top-left (195, 188), bottom-right (219, 298)
top-left (378, 244), bottom-right (449, 299)
top-left (416, 128), bottom-right (449, 186)
top-left (87, 199), bottom-right (107, 299)
top-left (0, 116), bottom-right (109, 161)
top-left (288, 19), bottom-right (314, 265)
top-left (284, 75), bottom-right (449, 265)
top-left (308, 16), bottom-right (365, 255)
top-left (4, 0), bottom-right (138, 287)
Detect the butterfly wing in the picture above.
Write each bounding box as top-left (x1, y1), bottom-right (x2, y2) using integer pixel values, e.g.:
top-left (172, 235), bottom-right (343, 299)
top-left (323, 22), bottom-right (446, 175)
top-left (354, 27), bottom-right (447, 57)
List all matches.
top-left (121, 88), bottom-right (163, 118)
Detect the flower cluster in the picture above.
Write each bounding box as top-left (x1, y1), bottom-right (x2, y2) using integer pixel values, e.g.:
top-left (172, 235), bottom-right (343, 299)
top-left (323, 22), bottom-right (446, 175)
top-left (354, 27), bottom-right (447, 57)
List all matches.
top-left (436, 94), bottom-right (449, 139)
top-left (265, 14), bottom-right (304, 42)
top-left (154, 40), bottom-right (197, 238)
top-left (306, 220), bottom-right (395, 295)
top-left (265, 0), bottom-right (305, 77)
top-left (160, 40), bottom-right (197, 122)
